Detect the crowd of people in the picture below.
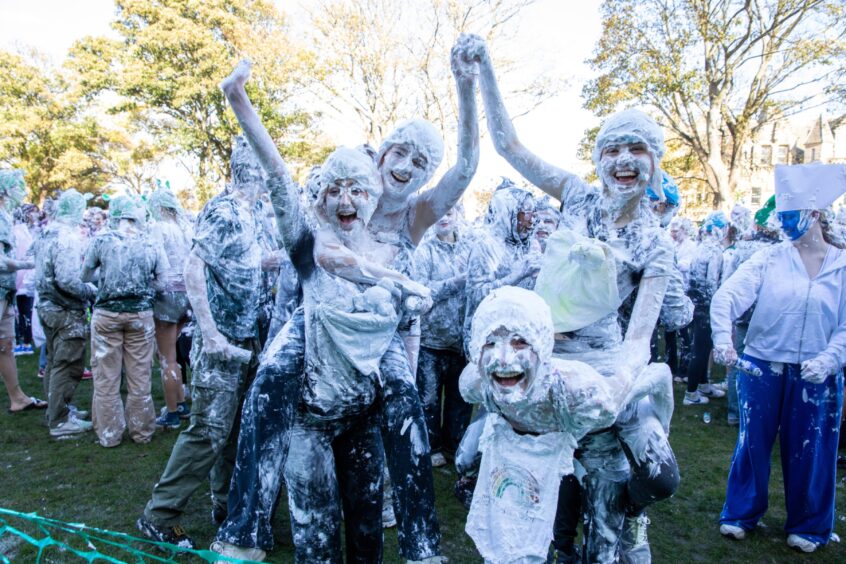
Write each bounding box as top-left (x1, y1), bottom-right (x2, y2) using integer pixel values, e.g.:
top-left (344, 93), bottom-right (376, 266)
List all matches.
top-left (2, 33), bottom-right (845, 564)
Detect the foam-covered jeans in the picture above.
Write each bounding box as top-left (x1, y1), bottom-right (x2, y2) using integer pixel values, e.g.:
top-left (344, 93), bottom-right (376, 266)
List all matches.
top-left (416, 346), bottom-right (472, 455)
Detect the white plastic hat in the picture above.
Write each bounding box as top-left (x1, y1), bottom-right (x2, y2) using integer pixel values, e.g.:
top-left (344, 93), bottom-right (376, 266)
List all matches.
top-left (774, 163), bottom-right (846, 212)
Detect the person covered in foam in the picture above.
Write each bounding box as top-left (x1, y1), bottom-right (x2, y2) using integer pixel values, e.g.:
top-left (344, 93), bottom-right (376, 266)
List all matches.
top-left (459, 34), bottom-right (689, 562)
top-left (215, 56), bottom-right (464, 562)
top-left (459, 286), bottom-right (670, 564)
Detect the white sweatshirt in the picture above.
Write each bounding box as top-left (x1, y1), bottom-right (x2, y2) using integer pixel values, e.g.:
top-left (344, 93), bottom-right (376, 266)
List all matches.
top-left (710, 242), bottom-right (846, 367)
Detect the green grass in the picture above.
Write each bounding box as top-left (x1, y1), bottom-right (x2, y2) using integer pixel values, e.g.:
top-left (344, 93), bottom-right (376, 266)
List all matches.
top-left (1, 351), bottom-right (844, 562)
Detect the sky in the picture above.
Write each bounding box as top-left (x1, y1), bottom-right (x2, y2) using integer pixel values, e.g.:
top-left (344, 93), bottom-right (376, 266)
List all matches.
top-left (0, 0), bottom-right (603, 212)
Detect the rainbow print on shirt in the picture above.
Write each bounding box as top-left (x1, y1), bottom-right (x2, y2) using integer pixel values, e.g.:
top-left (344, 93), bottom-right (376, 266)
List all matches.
top-left (489, 464), bottom-right (541, 508)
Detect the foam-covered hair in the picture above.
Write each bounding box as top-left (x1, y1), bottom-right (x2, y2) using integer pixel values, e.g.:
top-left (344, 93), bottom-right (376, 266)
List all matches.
top-left (109, 194), bottom-right (147, 224)
top-left (315, 147), bottom-right (382, 225)
top-left (56, 189), bottom-right (89, 225)
top-left (702, 210), bottom-right (729, 233)
top-left (148, 188), bottom-right (182, 220)
top-left (230, 135), bottom-right (264, 186)
top-left (468, 286), bottom-right (554, 365)
top-left (377, 119), bottom-right (444, 179)
top-left (0, 169), bottom-right (27, 209)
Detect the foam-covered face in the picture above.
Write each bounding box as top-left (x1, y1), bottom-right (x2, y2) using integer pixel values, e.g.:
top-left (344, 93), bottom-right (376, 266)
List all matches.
top-left (777, 209), bottom-right (816, 241)
top-left (235, 165), bottom-right (267, 201)
top-left (379, 143), bottom-right (430, 201)
top-left (323, 179), bottom-right (373, 233)
top-left (599, 137), bottom-right (654, 202)
top-left (534, 209), bottom-right (559, 240)
top-left (434, 207), bottom-right (457, 239)
top-left (669, 223), bottom-right (685, 242)
top-left (480, 326), bottom-right (540, 405)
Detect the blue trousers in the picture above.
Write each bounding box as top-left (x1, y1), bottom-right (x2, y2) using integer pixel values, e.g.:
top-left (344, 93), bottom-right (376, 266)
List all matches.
top-left (720, 355), bottom-right (843, 545)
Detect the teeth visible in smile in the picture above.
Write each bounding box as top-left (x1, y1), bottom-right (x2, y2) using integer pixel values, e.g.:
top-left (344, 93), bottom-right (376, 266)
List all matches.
top-left (391, 171), bottom-right (410, 183)
top-left (615, 171), bottom-right (637, 178)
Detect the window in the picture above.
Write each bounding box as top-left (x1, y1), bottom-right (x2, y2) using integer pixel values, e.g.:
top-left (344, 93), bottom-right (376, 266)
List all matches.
top-left (751, 186), bottom-right (762, 206)
top-left (760, 145), bottom-right (772, 165)
top-left (776, 145), bottom-right (789, 164)
top-left (810, 148), bottom-right (817, 162)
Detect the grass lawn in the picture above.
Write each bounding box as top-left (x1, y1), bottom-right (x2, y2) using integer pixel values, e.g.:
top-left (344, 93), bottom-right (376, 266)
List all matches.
top-left (1, 349), bottom-right (844, 562)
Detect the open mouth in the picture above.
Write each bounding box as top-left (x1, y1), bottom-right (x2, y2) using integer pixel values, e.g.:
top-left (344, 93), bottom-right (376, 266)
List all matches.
top-left (390, 170), bottom-right (410, 184)
top-left (492, 371), bottom-right (525, 388)
top-left (613, 170), bottom-right (639, 186)
top-left (337, 211), bottom-right (358, 227)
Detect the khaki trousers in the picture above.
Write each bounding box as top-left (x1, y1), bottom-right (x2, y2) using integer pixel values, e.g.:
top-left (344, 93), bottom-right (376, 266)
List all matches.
top-left (91, 309), bottom-right (156, 447)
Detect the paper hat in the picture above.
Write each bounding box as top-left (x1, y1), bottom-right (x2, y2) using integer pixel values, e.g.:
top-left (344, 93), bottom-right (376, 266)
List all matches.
top-left (774, 163), bottom-right (846, 212)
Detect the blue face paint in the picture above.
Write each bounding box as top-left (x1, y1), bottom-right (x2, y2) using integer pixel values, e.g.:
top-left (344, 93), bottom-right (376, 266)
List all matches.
top-left (777, 210), bottom-right (815, 241)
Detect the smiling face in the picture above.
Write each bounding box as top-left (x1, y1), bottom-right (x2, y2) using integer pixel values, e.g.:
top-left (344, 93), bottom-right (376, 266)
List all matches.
top-left (598, 138), bottom-right (654, 202)
top-left (534, 209), bottom-right (559, 240)
top-left (379, 143), bottom-right (430, 201)
top-left (434, 207), bottom-right (457, 239)
top-left (480, 326), bottom-right (540, 404)
top-left (323, 178), bottom-right (372, 233)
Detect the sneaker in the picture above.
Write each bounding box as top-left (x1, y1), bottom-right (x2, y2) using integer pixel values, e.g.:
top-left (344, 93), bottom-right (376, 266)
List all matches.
top-left (176, 401), bottom-right (191, 419)
top-left (683, 391), bottom-right (709, 406)
top-left (699, 383), bottom-right (726, 398)
top-left (787, 534), bottom-right (818, 553)
top-left (621, 513), bottom-right (650, 558)
top-left (210, 541), bottom-right (266, 563)
top-left (136, 516), bottom-right (196, 550)
top-left (37, 368), bottom-right (45, 379)
top-left (13, 345), bottom-right (24, 356)
top-left (727, 415), bottom-right (739, 426)
top-left (719, 524), bottom-right (746, 540)
top-left (711, 381), bottom-right (728, 392)
top-left (382, 502), bottom-right (397, 528)
top-left (156, 409), bottom-right (181, 430)
top-left (431, 452), bottom-right (447, 468)
top-left (68, 405), bottom-right (89, 420)
top-left (81, 368), bottom-right (93, 381)
top-left (20, 344), bottom-right (34, 355)
top-left (211, 504), bottom-right (228, 526)
top-left (50, 417), bottom-right (93, 437)
top-left (672, 375), bottom-right (687, 383)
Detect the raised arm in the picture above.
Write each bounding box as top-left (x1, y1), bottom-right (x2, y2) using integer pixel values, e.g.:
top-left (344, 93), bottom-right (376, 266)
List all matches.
top-left (465, 35), bottom-right (577, 202)
top-left (409, 36), bottom-right (480, 244)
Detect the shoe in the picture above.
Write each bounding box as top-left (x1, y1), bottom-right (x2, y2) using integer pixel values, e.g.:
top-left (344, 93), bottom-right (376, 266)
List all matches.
top-left (50, 417), bottom-right (93, 437)
top-left (683, 391), bottom-right (709, 406)
top-left (210, 541), bottom-right (266, 563)
top-left (621, 513), bottom-right (651, 560)
top-left (20, 344), bottom-right (33, 355)
top-left (13, 345), bottom-right (23, 356)
top-left (156, 409), bottom-right (182, 430)
top-left (382, 502), bottom-right (397, 528)
top-left (136, 516), bottom-right (196, 550)
top-left (711, 381), bottom-right (728, 391)
top-left (787, 534), bottom-right (818, 553)
top-left (699, 383), bottom-right (726, 398)
top-left (37, 368), bottom-right (45, 379)
top-left (81, 368), bottom-right (93, 380)
top-left (720, 524), bottom-right (746, 540)
top-left (69, 405), bottom-right (89, 420)
top-left (176, 401), bottom-right (191, 419)
top-left (431, 452), bottom-right (447, 468)
top-left (672, 375), bottom-right (687, 383)
top-left (212, 504), bottom-right (228, 526)
top-left (727, 416), bottom-right (739, 426)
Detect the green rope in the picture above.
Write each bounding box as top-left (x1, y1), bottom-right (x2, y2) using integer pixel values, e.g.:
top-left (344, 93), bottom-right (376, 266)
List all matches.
top-left (0, 508), bottom-right (260, 563)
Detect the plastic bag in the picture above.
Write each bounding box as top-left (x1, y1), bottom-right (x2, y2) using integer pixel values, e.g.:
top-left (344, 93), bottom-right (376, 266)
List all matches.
top-left (534, 229), bottom-right (620, 332)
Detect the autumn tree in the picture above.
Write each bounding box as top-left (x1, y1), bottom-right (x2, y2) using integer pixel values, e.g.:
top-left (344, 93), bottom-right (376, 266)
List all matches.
top-left (69, 0), bottom-right (331, 206)
top-left (583, 0), bottom-right (846, 209)
top-left (0, 49), bottom-right (139, 202)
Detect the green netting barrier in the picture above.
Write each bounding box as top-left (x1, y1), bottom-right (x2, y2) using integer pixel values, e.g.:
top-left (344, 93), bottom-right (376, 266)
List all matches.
top-left (0, 508), bottom-right (260, 563)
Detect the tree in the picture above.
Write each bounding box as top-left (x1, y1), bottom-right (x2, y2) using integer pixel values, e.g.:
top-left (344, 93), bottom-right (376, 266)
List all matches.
top-left (68, 0), bottom-right (331, 206)
top-left (304, 0), bottom-right (563, 150)
top-left (583, 0), bottom-right (846, 209)
top-left (0, 49), bottom-right (132, 203)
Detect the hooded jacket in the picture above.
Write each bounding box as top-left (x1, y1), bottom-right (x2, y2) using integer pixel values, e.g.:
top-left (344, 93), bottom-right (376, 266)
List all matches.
top-left (463, 186), bottom-right (535, 349)
top-left (711, 242), bottom-right (846, 367)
